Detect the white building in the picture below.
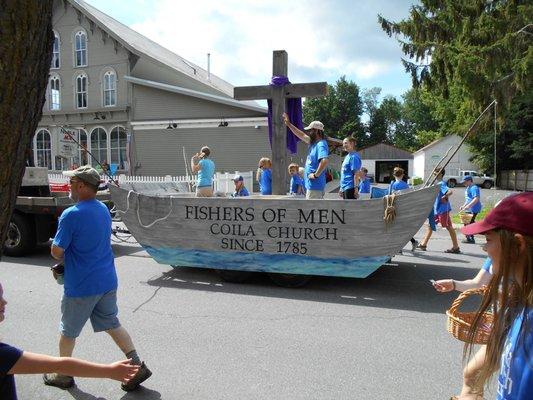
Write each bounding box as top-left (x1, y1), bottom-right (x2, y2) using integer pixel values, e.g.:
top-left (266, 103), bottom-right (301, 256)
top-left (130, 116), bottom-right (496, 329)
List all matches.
top-left (413, 135), bottom-right (479, 180)
top-left (358, 143), bottom-right (414, 183)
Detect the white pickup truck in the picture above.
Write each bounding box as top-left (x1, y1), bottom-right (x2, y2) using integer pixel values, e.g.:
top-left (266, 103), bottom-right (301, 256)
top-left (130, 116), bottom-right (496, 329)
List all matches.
top-left (445, 170), bottom-right (494, 189)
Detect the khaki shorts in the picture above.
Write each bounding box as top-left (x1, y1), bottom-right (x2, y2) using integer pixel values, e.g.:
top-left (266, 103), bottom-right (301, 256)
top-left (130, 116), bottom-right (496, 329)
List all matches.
top-left (306, 189), bottom-right (324, 199)
top-left (196, 186), bottom-right (213, 197)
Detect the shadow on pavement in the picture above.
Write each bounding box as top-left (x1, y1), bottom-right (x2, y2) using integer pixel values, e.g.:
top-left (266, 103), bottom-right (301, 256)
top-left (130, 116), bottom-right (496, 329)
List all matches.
top-left (143, 260), bottom-right (483, 315)
top-left (67, 385), bottom-right (161, 400)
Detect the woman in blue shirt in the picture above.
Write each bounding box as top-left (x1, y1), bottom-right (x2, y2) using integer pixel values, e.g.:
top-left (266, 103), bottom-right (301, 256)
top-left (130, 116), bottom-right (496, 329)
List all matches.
top-left (459, 175), bottom-right (483, 244)
top-left (339, 136), bottom-right (361, 199)
top-left (191, 146), bottom-right (215, 197)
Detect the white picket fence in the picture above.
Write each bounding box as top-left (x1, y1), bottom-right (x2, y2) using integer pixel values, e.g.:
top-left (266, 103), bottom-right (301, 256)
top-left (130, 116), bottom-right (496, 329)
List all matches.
top-left (48, 171), bottom-right (254, 194)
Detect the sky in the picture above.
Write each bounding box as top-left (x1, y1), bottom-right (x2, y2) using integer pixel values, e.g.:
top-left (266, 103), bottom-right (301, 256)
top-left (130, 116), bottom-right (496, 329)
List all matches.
top-left (86, 0), bottom-right (417, 103)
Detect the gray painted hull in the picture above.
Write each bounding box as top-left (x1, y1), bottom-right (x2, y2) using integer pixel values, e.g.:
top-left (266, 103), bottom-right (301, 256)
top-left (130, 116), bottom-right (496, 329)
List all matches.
top-left (110, 184), bottom-right (438, 278)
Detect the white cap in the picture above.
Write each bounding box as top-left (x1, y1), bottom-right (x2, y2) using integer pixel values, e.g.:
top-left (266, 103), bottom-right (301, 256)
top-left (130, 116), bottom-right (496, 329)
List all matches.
top-left (304, 121), bottom-right (324, 131)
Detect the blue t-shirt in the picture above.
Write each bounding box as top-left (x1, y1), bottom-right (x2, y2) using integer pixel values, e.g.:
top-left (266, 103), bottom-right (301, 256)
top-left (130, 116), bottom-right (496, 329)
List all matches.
top-left (340, 152), bottom-right (362, 191)
top-left (0, 343), bottom-right (22, 400)
top-left (197, 158), bottom-right (215, 188)
top-left (290, 175), bottom-right (304, 195)
top-left (497, 308), bottom-right (533, 399)
top-left (53, 199), bottom-right (118, 297)
top-left (481, 257), bottom-right (493, 273)
top-left (304, 139), bottom-right (329, 191)
top-left (388, 179), bottom-right (409, 194)
top-left (232, 186), bottom-right (250, 197)
top-left (359, 177), bottom-right (371, 193)
top-left (259, 168), bottom-right (272, 195)
top-left (434, 180), bottom-right (452, 215)
top-left (465, 185), bottom-right (482, 213)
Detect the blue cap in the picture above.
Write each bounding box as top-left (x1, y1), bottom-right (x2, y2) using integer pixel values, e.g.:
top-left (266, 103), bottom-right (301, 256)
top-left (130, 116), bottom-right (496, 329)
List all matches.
top-left (461, 175), bottom-right (473, 183)
top-left (233, 174), bottom-right (244, 182)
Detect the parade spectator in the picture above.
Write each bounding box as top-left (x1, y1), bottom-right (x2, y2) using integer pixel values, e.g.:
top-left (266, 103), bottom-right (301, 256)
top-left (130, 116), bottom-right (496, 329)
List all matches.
top-left (288, 163), bottom-right (304, 195)
top-left (339, 136), bottom-right (361, 199)
top-left (283, 113), bottom-right (329, 199)
top-left (459, 175), bottom-right (482, 244)
top-left (459, 192), bottom-right (532, 399)
top-left (231, 174), bottom-right (250, 197)
top-left (389, 167), bottom-right (418, 251)
top-left (256, 157), bottom-right (272, 195)
top-left (358, 167), bottom-right (371, 194)
top-left (47, 166), bottom-right (152, 391)
top-left (0, 282), bottom-right (140, 400)
top-left (191, 146), bottom-right (215, 197)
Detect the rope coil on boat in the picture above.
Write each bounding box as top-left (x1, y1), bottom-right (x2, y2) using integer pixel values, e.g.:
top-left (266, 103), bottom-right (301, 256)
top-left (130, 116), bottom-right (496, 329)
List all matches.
top-left (383, 194), bottom-right (396, 225)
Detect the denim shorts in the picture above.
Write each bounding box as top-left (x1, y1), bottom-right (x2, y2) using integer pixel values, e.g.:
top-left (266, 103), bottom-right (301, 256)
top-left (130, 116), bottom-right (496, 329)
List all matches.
top-left (60, 290), bottom-right (121, 338)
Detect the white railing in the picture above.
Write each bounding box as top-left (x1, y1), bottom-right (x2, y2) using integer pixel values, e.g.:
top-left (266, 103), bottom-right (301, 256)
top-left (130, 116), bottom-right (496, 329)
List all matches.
top-left (48, 171), bottom-right (254, 193)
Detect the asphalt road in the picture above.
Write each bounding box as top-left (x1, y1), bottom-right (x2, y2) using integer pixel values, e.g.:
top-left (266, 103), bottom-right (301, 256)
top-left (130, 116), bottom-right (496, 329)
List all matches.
top-left (0, 220), bottom-right (501, 400)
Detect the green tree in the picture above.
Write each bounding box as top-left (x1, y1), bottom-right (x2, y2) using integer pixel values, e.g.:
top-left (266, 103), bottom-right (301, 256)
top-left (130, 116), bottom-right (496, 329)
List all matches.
top-left (303, 76), bottom-right (364, 141)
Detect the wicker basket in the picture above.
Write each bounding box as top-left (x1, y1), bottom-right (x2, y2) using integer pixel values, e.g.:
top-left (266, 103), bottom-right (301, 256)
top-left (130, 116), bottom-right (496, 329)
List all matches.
top-left (446, 287), bottom-right (493, 344)
top-left (459, 212), bottom-right (473, 224)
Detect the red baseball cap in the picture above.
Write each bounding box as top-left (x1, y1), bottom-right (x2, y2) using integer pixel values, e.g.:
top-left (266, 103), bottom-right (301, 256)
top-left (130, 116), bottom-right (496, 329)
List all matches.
top-left (461, 192), bottom-right (533, 236)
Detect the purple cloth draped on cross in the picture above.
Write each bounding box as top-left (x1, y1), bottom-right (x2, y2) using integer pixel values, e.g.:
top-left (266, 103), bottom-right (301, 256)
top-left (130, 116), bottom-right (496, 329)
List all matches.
top-left (267, 76), bottom-right (303, 154)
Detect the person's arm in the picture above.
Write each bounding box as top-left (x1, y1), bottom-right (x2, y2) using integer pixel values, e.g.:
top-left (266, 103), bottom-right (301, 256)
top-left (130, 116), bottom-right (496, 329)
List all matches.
top-left (460, 196), bottom-right (480, 211)
top-left (309, 158), bottom-right (329, 180)
top-left (51, 245), bottom-right (64, 261)
top-left (9, 352), bottom-right (139, 383)
top-left (433, 269), bottom-right (491, 292)
top-left (283, 113), bottom-right (310, 144)
top-left (191, 154), bottom-right (202, 173)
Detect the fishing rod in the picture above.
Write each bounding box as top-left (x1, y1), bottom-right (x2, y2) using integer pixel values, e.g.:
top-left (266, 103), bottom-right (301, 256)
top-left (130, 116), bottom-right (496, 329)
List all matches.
top-left (59, 126), bottom-right (119, 186)
top-left (424, 100), bottom-right (497, 188)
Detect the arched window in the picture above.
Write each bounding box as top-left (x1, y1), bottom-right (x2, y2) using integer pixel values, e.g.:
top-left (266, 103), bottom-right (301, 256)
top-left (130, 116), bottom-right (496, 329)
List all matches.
top-left (74, 30), bottom-right (87, 67)
top-left (49, 75), bottom-right (61, 110)
top-left (69, 129), bottom-right (88, 167)
top-left (51, 32), bottom-right (60, 69)
top-left (75, 73), bottom-right (88, 108)
top-left (35, 129), bottom-right (52, 169)
top-left (110, 127), bottom-right (127, 170)
top-left (90, 128), bottom-right (107, 165)
top-left (103, 70), bottom-right (117, 106)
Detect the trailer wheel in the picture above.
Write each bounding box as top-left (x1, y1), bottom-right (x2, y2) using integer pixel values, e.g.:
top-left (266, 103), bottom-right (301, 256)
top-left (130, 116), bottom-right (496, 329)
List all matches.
top-left (482, 180), bottom-right (493, 189)
top-left (268, 273), bottom-right (311, 288)
top-left (447, 179), bottom-right (457, 188)
top-left (216, 269), bottom-right (253, 283)
top-left (3, 213), bottom-right (36, 257)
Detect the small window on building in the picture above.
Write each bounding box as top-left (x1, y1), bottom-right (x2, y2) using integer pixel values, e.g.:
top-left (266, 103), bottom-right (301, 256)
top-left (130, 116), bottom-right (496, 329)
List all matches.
top-left (110, 126), bottom-right (127, 170)
top-left (75, 73), bottom-right (88, 109)
top-left (51, 32), bottom-right (60, 69)
top-left (50, 75), bottom-right (61, 110)
top-left (74, 30), bottom-right (87, 67)
top-left (103, 70), bottom-right (117, 106)
top-left (35, 129), bottom-right (52, 170)
top-left (90, 127), bottom-right (107, 165)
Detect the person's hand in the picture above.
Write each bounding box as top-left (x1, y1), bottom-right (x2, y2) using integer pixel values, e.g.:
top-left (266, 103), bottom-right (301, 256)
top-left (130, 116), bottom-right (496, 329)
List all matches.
top-left (308, 173), bottom-right (316, 180)
top-left (459, 205), bottom-right (465, 212)
top-left (107, 359), bottom-right (140, 383)
top-left (192, 153), bottom-right (199, 160)
top-left (282, 112), bottom-right (290, 126)
top-left (433, 279), bottom-right (454, 292)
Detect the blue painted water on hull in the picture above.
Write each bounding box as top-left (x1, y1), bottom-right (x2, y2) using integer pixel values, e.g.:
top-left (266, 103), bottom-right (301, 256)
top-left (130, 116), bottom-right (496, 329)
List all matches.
top-left (143, 246), bottom-right (389, 278)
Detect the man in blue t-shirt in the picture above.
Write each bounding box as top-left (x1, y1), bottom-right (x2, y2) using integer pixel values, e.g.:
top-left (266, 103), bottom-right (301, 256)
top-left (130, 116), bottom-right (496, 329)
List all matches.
top-left (191, 146), bottom-right (215, 197)
top-left (339, 136), bottom-right (362, 199)
top-left (459, 175), bottom-right (483, 244)
top-left (47, 166), bottom-right (151, 392)
top-left (283, 113), bottom-right (329, 199)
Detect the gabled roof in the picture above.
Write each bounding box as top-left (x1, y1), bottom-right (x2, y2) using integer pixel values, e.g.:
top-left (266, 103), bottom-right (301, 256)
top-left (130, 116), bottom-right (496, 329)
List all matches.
top-left (68, 0), bottom-right (234, 97)
top-left (413, 134), bottom-right (461, 154)
top-left (124, 76), bottom-right (267, 114)
top-left (358, 142), bottom-right (413, 159)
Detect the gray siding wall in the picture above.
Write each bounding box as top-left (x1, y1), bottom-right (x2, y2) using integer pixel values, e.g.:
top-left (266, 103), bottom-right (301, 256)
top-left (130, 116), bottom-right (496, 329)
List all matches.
top-left (43, 2), bottom-right (130, 114)
top-left (132, 85), bottom-right (264, 121)
top-left (359, 143), bottom-right (413, 160)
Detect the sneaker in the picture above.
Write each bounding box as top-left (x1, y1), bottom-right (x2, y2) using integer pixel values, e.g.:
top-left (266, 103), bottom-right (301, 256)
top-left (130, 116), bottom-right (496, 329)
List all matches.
top-left (43, 373), bottom-right (74, 389)
top-left (461, 239), bottom-right (475, 244)
top-left (444, 247), bottom-right (461, 254)
top-left (411, 240), bottom-right (419, 251)
top-left (121, 362), bottom-right (152, 392)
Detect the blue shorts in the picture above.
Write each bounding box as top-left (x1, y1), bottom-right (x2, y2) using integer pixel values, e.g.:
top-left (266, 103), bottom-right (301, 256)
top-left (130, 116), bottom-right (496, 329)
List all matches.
top-left (60, 290), bottom-right (121, 338)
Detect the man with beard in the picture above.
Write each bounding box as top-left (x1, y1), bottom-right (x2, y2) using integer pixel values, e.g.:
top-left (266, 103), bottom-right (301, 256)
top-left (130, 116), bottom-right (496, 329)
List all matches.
top-left (45, 166), bottom-right (152, 392)
top-left (283, 113), bottom-right (329, 199)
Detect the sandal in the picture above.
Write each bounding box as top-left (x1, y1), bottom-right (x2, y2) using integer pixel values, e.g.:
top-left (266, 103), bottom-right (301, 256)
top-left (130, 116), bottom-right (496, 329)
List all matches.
top-left (445, 247), bottom-right (461, 254)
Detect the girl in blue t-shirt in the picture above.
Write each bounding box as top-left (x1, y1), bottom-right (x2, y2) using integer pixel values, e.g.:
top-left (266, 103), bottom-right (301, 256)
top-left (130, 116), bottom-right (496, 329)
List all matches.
top-left (288, 163), bottom-right (304, 195)
top-left (256, 157), bottom-right (272, 195)
top-left (459, 192), bottom-right (533, 400)
top-left (0, 282), bottom-right (139, 399)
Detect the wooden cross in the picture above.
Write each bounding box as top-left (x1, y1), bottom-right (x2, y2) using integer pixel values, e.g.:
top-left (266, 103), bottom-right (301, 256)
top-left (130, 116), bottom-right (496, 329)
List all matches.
top-left (234, 50), bottom-right (328, 195)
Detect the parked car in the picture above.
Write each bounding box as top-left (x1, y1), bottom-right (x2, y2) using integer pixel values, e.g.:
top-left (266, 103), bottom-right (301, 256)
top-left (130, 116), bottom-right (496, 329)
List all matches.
top-left (445, 170), bottom-right (494, 189)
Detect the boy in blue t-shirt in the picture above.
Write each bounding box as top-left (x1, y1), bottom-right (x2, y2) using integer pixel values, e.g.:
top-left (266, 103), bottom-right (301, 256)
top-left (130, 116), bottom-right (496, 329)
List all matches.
top-left (358, 167), bottom-right (371, 194)
top-left (288, 163), bottom-right (304, 195)
top-left (231, 174), bottom-right (250, 197)
top-left (389, 167), bottom-right (418, 251)
top-left (459, 175), bottom-right (482, 244)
